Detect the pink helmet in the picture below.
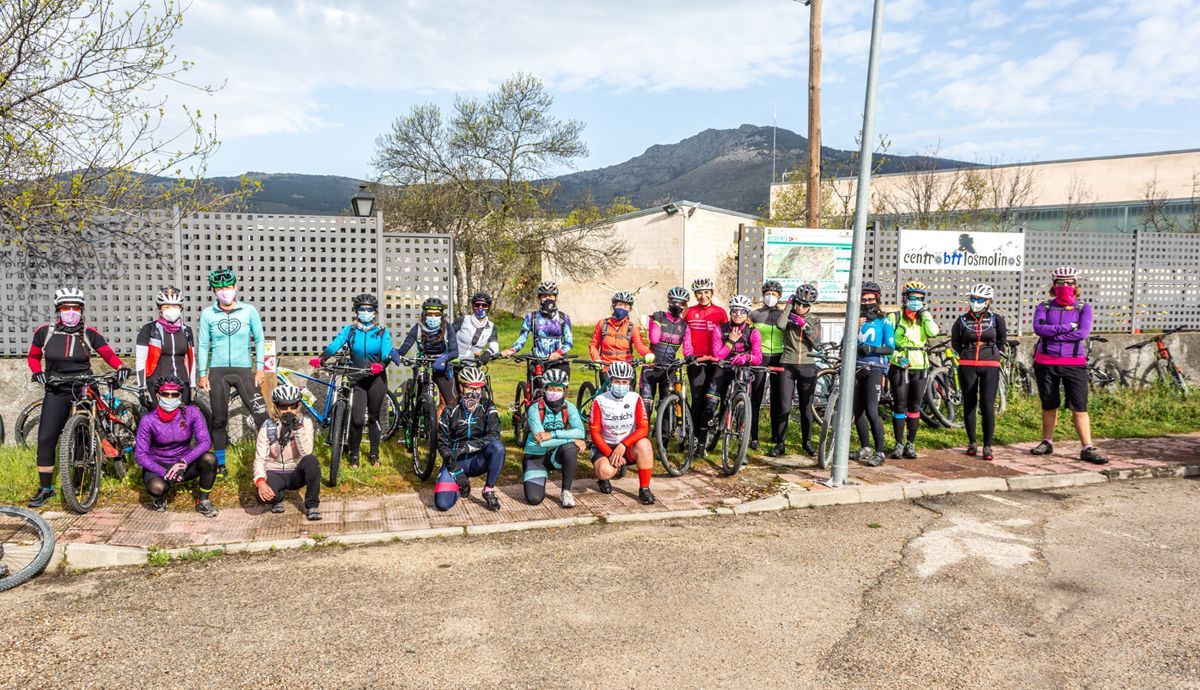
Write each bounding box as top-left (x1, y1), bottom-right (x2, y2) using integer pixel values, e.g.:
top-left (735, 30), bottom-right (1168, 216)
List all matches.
top-left (1052, 266), bottom-right (1078, 281)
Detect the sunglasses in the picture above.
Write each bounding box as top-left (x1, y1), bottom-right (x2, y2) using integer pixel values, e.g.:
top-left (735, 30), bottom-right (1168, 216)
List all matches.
top-left (472, 303), bottom-right (489, 310)
top-left (357, 307), bottom-right (376, 313)
top-left (158, 390), bottom-right (182, 399)
top-left (794, 301), bottom-right (812, 308)
top-left (276, 402), bottom-right (299, 410)
top-left (731, 308), bottom-right (749, 316)
top-left (1053, 280), bottom-right (1077, 286)
top-left (969, 297), bottom-right (988, 303)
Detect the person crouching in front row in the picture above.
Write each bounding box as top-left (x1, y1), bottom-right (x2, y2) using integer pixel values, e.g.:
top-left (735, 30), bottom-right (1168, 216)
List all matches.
top-left (253, 384), bottom-right (323, 521)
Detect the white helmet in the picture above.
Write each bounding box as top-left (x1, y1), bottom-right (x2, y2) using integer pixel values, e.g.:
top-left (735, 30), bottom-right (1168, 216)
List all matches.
top-left (607, 360), bottom-right (635, 381)
top-left (969, 284), bottom-right (994, 299)
top-left (729, 294), bottom-right (753, 311)
top-left (54, 287), bottom-right (85, 308)
top-left (1052, 266), bottom-right (1078, 280)
top-left (691, 277), bottom-right (715, 292)
top-left (458, 365), bottom-right (488, 388)
top-left (611, 290), bottom-right (634, 305)
top-left (272, 384), bottom-right (302, 404)
top-left (155, 287), bottom-right (183, 306)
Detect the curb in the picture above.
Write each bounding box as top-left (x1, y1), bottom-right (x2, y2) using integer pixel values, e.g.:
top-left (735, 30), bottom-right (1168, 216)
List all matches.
top-left (54, 467), bottom-right (1197, 574)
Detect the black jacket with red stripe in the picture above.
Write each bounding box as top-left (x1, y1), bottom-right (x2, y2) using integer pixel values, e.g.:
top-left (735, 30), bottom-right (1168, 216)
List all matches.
top-left (28, 323), bottom-right (125, 379)
top-left (951, 310), bottom-right (1008, 367)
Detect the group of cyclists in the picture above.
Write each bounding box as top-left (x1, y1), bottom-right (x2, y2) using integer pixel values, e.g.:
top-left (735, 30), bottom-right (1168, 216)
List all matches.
top-left (22, 264), bottom-right (1108, 518)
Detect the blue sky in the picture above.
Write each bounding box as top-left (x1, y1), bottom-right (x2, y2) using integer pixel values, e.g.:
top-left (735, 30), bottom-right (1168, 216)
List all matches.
top-left (167, 0), bottom-right (1200, 179)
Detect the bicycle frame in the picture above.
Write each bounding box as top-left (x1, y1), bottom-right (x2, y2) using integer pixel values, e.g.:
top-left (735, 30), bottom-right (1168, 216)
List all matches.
top-left (277, 367), bottom-right (337, 424)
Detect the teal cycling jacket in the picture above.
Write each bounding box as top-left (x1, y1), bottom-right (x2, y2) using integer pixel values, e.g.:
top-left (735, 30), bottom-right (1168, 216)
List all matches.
top-left (197, 302), bottom-right (265, 376)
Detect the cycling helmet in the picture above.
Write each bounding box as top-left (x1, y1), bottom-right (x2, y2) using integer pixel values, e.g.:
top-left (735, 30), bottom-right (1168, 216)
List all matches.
top-left (611, 290), bottom-right (634, 305)
top-left (969, 283), bottom-right (995, 299)
top-left (458, 365), bottom-right (488, 388)
top-left (691, 277), bottom-right (715, 292)
top-left (666, 286), bottom-right (690, 303)
top-left (794, 284), bottom-right (819, 304)
top-left (272, 384), bottom-right (302, 404)
top-left (861, 281), bottom-right (882, 297)
top-left (470, 291), bottom-right (493, 307)
top-left (762, 280), bottom-right (783, 295)
top-left (353, 293), bottom-right (379, 309)
top-left (607, 360), bottom-right (635, 381)
top-left (53, 287), bottom-right (86, 307)
top-left (729, 294), bottom-right (753, 311)
top-left (153, 375), bottom-right (186, 394)
top-left (543, 368), bottom-right (570, 388)
top-left (155, 287), bottom-right (183, 307)
top-left (901, 280), bottom-right (928, 296)
top-left (536, 280), bottom-right (559, 296)
top-left (1052, 266), bottom-right (1079, 281)
top-left (421, 297), bottom-right (446, 312)
top-left (207, 268), bottom-right (236, 288)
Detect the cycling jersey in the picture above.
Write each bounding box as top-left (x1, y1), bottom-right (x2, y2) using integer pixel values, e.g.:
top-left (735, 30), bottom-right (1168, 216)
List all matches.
top-left (647, 311), bottom-right (693, 361)
top-left (589, 317), bottom-right (650, 363)
top-left (28, 323), bottom-right (124, 377)
top-left (952, 310), bottom-right (1007, 367)
top-left (197, 302), bottom-right (264, 376)
top-left (523, 399), bottom-right (586, 456)
top-left (136, 319), bottom-right (196, 388)
top-left (511, 310), bottom-right (573, 358)
top-left (887, 310), bottom-right (940, 369)
top-left (750, 305), bottom-right (786, 355)
top-left (685, 304), bottom-right (728, 357)
top-left (135, 405), bottom-right (211, 476)
top-left (453, 315), bottom-right (499, 362)
top-left (396, 321), bottom-right (459, 360)
top-left (588, 390), bottom-right (648, 456)
top-left (323, 323), bottom-right (393, 368)
top-left (1033, 300), bottom-right (1092, 366)
top-left (711, 322), bottom-right (763, 365)
top-left (437, 398), bottom-right (501, 459)
top-left (857, 316), bottom-right (896, 371)
top-left (776, 310), bottom-right (823, 366)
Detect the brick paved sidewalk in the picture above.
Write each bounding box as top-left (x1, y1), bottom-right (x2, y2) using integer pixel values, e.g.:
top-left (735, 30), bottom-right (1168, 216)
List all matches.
top-left (46, 433), bottom-right (1200, 553)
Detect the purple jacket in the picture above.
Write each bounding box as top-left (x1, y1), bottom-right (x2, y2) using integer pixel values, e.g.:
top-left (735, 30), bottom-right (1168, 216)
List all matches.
top-left (1032, 300), bottom-right (1092, 366)
top-left (135, 405), bottom-right (212, 476)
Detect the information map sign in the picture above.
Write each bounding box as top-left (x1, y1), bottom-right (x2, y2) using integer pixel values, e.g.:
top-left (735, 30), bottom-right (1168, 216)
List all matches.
top-left (763, 227), bottom-right (853, 302)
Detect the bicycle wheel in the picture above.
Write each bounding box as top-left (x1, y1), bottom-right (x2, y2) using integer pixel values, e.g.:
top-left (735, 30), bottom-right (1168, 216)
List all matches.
top-left (327, 399), bottom-right (349, 487)
top-left (411, 389), bottom-right (437, 481)
top-left (1091, 357), bottom-right (1127, 391)
top-left (808, 368), bottom-right (838, 425)
top-left (106, 420), bottom-right (137, 480)
top-left (0, 413), bottom-right (5, 445)
top-left (817, 388), bottom-right (840, 470)
top-left (576, 381), bottom-right (595, 417)
top-left (922, 368), bottom-right (959, 429)
top-left (996, 374), bottom-right (1009, 417)
top-left (57, 414), bottom-right (101, 514)
top-left (720, 390), bottom-right (752, 476)
top-left (15, 400), bottom-right (41, 448)
top-left (654, 393), bottom-right (693, 476)
top-left (512, 383), bottom-right (529, 447)
top-left (381, 390), bottom-right (402, 441)
top-left (0, 506), bottom-right (56, 592)
top-left (1016, 363), bottom-right (1034, 396)
top-left (1170, 363), bottom-right (1189, 397)
top-left (1142, 359), bottom-right (1187, 397)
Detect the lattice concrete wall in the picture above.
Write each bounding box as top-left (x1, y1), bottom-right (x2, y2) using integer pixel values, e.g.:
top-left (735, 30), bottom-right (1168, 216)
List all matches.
top-left (1019, 231), bottom-right (1135, 334)
top-left (1133, 232), bottom-right (1200, 332)
top-left (735, 226), bottom-right (766, 297)
top-left (380, 232), bottom-right (455, 341)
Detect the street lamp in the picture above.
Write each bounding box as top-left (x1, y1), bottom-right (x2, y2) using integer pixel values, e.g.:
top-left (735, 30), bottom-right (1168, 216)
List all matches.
top-left (351, 184), bottom-right (376, 217)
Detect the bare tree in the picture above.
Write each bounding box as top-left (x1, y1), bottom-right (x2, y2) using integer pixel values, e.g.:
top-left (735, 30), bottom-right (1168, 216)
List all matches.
top-left (1139, 174), bottom-right (1179, 233)
top-left (0, 0), bottom-right (255, 320)
top-left (1059, 173), bottom-right (1095, 233)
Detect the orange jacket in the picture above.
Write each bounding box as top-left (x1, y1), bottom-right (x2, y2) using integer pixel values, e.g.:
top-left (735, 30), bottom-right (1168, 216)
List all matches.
top-left (589, 317), bottom-right (650, 363)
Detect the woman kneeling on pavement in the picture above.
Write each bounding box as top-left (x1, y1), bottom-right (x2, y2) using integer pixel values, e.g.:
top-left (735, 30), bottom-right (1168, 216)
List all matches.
top-left (135, 376), bottom-right (218, 517)
top-left (522, 368), bottom-right (587, 508)
top-left (253, 384), bottom-right (323, 520)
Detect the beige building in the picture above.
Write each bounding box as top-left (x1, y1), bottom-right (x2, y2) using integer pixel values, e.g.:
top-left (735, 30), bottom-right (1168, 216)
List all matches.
top-left (545, 201), bottom-right (758, 325)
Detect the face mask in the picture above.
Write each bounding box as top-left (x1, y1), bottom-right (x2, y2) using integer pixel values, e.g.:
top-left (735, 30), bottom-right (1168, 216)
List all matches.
top-left (905, 299), bottom-right (924, 312)
top-left (357, 309), bottom-right (376, 324)
top-left (59, 310), bottom-right (82, 327)
top-left (613, 307), bottom-right (629, 321)
top-left (861, 302), bottom-right (879, 317)
top-left (970, 301), bottom-right (987, 313)
top-left (540, 299), bottom-right (557, 315)
top-left (215, 288), bottom-right (236, 305)
top-left (161, 307), bottom-right (182, 323)
top-left (474, 307), bottom-right (488, 319)
top-left (158, 396), bottom-right (182, 412)
top-left (461, 390), bottom-right (483, 409)
top-left (668, 304), bottom-right (684, 317)
top-left (424, 315), bottom-right (442, 330)
top-left (764, 295), bottom-right (779, 308)
top-left (544, 390), bottom-right (565, 402)
top-left (609, 383), bottom-right (630, 398)
top-left (1053, 284), bottom-right (1077, 305)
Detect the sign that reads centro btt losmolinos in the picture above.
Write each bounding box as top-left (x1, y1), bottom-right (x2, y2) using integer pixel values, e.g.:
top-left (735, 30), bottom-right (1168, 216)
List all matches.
top-left (898, 228), bottom-right (1025, 272)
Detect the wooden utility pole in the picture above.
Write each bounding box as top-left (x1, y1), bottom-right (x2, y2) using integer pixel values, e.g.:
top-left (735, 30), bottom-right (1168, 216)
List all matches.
top-left (806, 0), bottom-right (823, 229)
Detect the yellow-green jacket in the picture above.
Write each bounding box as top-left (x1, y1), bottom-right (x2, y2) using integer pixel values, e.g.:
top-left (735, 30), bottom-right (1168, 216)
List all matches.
top-left (887, 310), bottom-right (940, 369)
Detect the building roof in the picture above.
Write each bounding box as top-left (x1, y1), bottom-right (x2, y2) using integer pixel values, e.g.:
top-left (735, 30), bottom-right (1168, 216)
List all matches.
top-left (566, 200), bottom-right (758, 230)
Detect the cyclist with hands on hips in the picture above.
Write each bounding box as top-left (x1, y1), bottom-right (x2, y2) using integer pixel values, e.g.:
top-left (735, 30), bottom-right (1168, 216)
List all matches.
top-left (952, 283), bottom-right (1007, 462)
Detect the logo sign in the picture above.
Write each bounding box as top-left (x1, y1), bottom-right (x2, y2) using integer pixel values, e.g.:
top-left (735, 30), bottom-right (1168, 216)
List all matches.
top-left (263, 338), bottom-right (277, 373)
top-left (763, 227), bottom-right (854, 301)
top-left (899, 229), bottom-right (1025, 272)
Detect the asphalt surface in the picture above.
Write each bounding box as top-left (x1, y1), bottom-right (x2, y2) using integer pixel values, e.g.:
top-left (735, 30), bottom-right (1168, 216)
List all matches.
top-left (2, 479), bottom-right (1199, 689)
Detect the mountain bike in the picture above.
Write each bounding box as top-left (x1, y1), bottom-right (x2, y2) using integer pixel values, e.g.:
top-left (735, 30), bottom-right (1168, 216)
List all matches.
top-left (508, 354), bottom-right (576, 447)
top-left (706, 361), bottom-right (766, 476)
top-left (816, 365), bottom-right (846, 470)
top-left (289, 357), bottom-right (388, 487)
top-left (393, 356), bottom-right (442, 481)
top-left (1128, 326), bottom-right (1190, 396)
top-left (806, 342), bottom-right (842, 426)
top-left (575, 360), bottom-right (613, 426)
top-left (278, 362), bottom-right (400, 451)
top-left (0, 505), bottom-right (55, 592)
top-left (16, 386), bottom-right (142, 448)
top-left (922, 339), bottom-right (963, 429)
top-left (50, 373), bottom-right (137, 514)
top-left (646, 357), bottom-right (695, 476)
top-left (998, 340), bottom-right (1033, 415)
top-left (1085, 336), bottom-right (1129, 391)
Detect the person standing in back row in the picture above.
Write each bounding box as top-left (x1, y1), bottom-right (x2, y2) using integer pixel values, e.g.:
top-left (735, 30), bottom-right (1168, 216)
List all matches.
top-left (773, 284), bottom-right (823, 457)
top-left (749, 280), bottom-right (786, 452)
top-left (684, 277), bottom-right (727, 455)
top-left (197, 268), bottom-right (269, 478)
top-left (886, 280), bottom-right (939, 459)
top-left (952, 284), bottom-right (1006, 462)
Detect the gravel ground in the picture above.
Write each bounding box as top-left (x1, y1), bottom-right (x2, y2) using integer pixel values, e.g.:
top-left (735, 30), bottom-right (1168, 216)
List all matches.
top-left (2, 479), bottom-right (1198, 689)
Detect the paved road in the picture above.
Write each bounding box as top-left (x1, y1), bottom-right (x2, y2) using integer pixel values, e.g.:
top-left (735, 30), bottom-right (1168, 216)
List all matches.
top-left (3, 479), bottom-right (1199, 688)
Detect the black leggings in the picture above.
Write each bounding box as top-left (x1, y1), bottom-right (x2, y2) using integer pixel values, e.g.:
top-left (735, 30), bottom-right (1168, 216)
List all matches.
top-left (887, 366), bottom-right (928, 444)
top-left (522, 443), bottom-right (580, 505)
top-left (35, 390), bottom-right (75, 488)
top-left (639, 367), bottom-right (672, 415)
top-left (751, 354), bottom-right (784, 443)
top-left (777, 364), bottom-right (818, 445)
top-left (433, 371), bottom-right (457, 407)
top-left (261, 454), bottom-right (322, 509)
top-left (853, 368), bottom-right (885, 452)
top-left (688, 362), bottom-right (716, 439)
top-left (348, 372), bottom-right (387, 457)
top-left (143, 452), bottom-right (217, 499)
top-left (959, 365), bottom-right (1000, 447)
top-left (207, 367), bottom-right (268, 451)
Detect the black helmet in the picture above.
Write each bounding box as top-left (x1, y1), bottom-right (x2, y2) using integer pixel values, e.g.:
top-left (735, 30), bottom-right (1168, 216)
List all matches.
top-left (421, 297), bottom-right (446, 312)
top-left (794, 284), bottom-right (819, 304)
top-left (353, 293), bottom-right (378, 309)
top-left (470, 291), bottom-right (493, 307)
top-left (762, 280), bottom-right (783, 294)
top-left (862, 281), bottom-right (882, 297)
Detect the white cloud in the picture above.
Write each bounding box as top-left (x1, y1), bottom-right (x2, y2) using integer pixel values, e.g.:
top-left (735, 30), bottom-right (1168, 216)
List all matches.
top-left (969, 0), bottom-right (1012, 29)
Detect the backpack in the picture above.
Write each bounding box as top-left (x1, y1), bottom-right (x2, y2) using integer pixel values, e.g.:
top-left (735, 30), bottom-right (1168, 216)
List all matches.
top-left (536, 398), bottom-right (570, 428)
top-left (600, 319), bottom-right (634, 342)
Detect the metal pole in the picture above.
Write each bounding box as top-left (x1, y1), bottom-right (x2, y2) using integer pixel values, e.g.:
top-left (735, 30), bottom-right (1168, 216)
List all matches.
top-left (806, 0), bottom-right (823, 229)
top-left (828, 0), bottom-right (885, 487)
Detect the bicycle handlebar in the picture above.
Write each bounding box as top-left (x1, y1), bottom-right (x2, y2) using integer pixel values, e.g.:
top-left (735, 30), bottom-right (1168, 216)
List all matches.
top-left (1126, 325), bottom-right (1190, 350)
